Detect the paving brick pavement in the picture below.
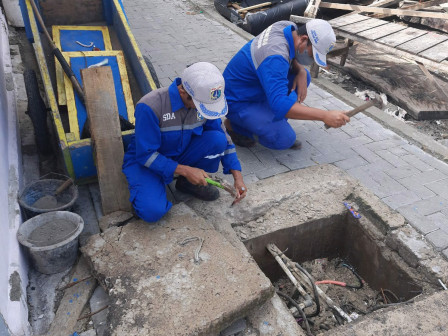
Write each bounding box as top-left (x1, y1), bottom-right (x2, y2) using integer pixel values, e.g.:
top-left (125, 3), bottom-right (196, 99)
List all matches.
top-left (123, 0), bottom-right (448, 258)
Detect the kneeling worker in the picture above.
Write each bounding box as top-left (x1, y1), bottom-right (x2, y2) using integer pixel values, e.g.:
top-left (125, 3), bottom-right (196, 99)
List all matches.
top-left (223, 19), bottom-right (350, 149)
top-left (123, 62), bottom-right (247, 222)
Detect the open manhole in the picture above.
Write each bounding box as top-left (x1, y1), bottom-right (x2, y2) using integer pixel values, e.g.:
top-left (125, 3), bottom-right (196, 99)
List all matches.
top-left (243, 210), bottom-right (436, 334)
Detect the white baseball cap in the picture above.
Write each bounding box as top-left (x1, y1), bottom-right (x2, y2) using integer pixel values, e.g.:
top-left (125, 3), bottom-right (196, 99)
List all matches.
top-left (181, 62), bottom-right (228, 119)
top-left (306, 19), bottom-right (336, 67)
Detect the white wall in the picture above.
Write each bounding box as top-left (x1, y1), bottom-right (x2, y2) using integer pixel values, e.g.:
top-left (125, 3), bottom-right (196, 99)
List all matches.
top-left (0, 8), bottom-right (30, 336)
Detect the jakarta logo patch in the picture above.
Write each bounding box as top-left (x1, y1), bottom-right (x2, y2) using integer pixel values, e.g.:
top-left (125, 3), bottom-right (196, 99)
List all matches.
top-left (326, 42), bottom-right (335, 53)
top-left (210, 86), bottom-right (222, 101)
top-left (197, 111), bottom-right (204, 121)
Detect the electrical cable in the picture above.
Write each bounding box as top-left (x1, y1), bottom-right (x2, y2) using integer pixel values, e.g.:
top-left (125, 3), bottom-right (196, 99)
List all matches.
top-left (295, 262), bottom-right (321, 318)
top-left (339, 262), bottom-right (364, 289)
top-left (276, 291), bottom-right (312, 336)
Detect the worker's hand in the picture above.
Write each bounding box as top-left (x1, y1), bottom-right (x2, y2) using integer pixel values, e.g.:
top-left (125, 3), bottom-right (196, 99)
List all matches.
top-left (231, 170), bottom-right (247, 204)
top-left (323, 110), bottom-right (350, 128)
top-left (292, 70), bottom-right (308, 103)
top-left (176, 164), bottom-right (208, 186)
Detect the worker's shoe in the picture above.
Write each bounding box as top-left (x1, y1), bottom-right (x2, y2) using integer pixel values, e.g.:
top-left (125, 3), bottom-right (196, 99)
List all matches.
top-left (175, 176), bottom-right (220, 201)
top-left (290, 140), bottom-right (302, 150)
top-left (226, 128), bottom-right (256, 148)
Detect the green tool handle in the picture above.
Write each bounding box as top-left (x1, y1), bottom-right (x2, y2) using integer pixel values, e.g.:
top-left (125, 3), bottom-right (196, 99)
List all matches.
top-left (205, 177), bottom-right (225, 190)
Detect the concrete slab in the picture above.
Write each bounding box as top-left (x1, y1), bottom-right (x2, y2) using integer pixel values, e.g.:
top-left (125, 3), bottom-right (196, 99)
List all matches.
top-left (82, 204), bottom-right (273, 336)
top-left (331, 291), bottom-right (448, 336)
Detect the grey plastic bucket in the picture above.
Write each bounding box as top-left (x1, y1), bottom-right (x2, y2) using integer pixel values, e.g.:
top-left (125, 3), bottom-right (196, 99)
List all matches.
top-left (18, 177), bottom-right (78, 219)
top-left (17, 211), bottom-right (84, 274)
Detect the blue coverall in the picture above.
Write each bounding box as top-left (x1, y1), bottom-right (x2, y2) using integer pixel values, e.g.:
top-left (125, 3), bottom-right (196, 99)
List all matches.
top-left (223, 22), bottom-right (311, 150)
top-left (123, 78), bottom-right (241, 222)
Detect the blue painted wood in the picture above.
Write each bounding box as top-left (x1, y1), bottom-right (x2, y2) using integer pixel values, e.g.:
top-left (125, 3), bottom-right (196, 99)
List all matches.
top-left (70, 56), bottom-right (129, 134)
top-left (60, 30), bottom-right (106, 51)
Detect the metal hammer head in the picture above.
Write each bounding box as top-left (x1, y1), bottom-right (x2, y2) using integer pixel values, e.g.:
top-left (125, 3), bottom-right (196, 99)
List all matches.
top-left (367, 93), bottom-right (387, 110)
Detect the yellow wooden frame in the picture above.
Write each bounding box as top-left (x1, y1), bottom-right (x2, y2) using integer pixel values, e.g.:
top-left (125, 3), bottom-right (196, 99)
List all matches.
top-left (63, 50), bottom-right (134, 141)
top-left (53, 25), bottom-right (112, 106)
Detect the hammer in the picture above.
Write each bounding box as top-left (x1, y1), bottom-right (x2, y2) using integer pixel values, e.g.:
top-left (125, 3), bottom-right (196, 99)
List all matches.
top-left (325, 93), bottom-right (386, 129)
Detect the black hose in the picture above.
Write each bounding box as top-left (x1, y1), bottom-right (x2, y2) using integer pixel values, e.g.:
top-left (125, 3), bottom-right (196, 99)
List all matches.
top-left (340, 263), bottom-right (364, 289)
top-left (369, 298), bottom-right (415, 312)
top-left (295, 263), bottom-right (321, 318)
top-left (276, 291), bottom-right (312, 336)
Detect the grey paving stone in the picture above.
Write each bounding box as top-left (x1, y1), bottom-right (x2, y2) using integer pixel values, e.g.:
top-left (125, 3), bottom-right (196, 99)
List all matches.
top-left (397, 196), bottom-right (448, 217)
top-left (425, 229), bottom-right (448, 250)
top-left (396, 207), bottom-right (439, 234)
top-left (423, 156), bottom-right (448, 175)
top-left (425, 178), bottom-right (448, 200)
top-left (376, 150), bottom-right (408, 167)
top-left (399, 170), bottom-right (447, 187)
top-left (255, 165), bottom-right (291, 179)
top-left (381, 190), bottom-right (421, 210)
top-left (340, 135), bottom-right (373, 148)
top-left (396, 179), bottom-right (436, 200)
top-left (443, 248), bottom-right (448, 260)
top-left (385, 164), bottom-right (420, 180)
top-left (400, 154), bottom-right (434, 172)
top-left (341, 124), bottom-right (364, 138)
top-left (334, 156), bottom-right (369, 170)
top-left (276, 154), bottom-right (317, 170)
top-left (364, 139), bottom-right (407, 152)
top-left (352, 145), bottom-right (382, 163)
top-left (312, 152), bottom-right (348, 164)
top-left (361, 127), bottom-right (392, 142)
top-left (427, 212), bottom-right (448, 232)
top-left (388, 145), bottom-right (410, 157)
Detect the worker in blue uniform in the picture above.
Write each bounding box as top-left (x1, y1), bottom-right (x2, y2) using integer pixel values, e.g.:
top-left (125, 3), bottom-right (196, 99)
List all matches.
top-left (123, 62), bottom-right (247, 222)
top-left (223, 19), bottom-right (350, 149)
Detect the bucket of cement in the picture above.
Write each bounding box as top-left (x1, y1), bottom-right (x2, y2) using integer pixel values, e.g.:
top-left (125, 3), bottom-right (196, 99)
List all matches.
top-left (18, 177), bottom-right (78, 219)
top-left (17, 211), bottom-right (84, 274)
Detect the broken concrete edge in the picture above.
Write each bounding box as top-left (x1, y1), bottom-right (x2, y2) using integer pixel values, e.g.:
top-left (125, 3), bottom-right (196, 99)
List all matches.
top-left (98, 211), bottom-right (134, 232)
top-left (349, 186), bottom-right (406, 236)
top-left (314, 77), bottom-right (448, 163)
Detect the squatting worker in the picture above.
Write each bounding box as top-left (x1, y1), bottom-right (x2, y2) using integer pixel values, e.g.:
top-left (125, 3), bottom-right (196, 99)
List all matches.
top-left (223, 19), bottom-right (350, 149)
top-left (123, 62), bottom-right (247, 222)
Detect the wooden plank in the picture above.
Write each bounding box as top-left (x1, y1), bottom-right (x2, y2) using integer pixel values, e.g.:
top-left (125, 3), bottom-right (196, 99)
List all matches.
top-left (329, 13), bottom-right (370, 28)
top-left (377, 0), bottom-right (448, 19)
top-left (419, 40), bottom-right (448, 62)
top-left (357, 22), bottom-right (407, 40)
top-left (339, 17), bottom-right (389, 34)
top-left (332, 26), bottom-right (448, 74)
top-left (398, 32), bottom-right (448, 54)
top-left (376, 27), bottom-right (427, 47)
top-left (319, 2), bottom-right (448, 19)
top-left (81, 66), bottom-right (131, 215)
top-left (48, 257), bottom-right (97, 336)
top-left (304, 0), bottom-right (321, 18)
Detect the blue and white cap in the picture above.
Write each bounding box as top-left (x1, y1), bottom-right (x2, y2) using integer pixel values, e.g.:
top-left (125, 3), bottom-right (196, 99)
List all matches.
top-left (181, 62), bottom-right (228, 120)
top-left (306, 19), bottom-right (336, 67)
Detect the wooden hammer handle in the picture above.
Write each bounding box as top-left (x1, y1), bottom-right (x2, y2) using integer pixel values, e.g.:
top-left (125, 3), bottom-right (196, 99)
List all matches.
top-left (325, 100), bottom-right (375, 129)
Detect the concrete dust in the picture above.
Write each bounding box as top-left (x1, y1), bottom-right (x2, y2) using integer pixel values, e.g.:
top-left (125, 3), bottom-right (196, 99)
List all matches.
top-left (32, 195), bottom-right (58, 209)
top-left (275, 258), bottom-right (388, 334)
top-left (28, 219), bottom-right (77, 246)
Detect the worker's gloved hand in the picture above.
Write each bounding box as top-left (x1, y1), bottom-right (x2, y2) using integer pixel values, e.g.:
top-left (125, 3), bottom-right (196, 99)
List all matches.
top-left (292, 70), bottom-right (308, 103)
top-left (323, 110), bottom-right (350, 128)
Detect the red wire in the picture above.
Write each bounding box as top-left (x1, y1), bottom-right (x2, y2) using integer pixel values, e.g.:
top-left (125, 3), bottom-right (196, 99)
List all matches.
top-left (315, 280), bottom-right (347, 287)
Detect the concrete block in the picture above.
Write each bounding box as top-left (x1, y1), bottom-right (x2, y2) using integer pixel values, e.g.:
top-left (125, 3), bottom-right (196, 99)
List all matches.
top-left (340, 135), bottom-right (373, 148)
top-left (389, 146), bottom-right (410, 157)
top-left (382, 190), bottom-right (421, 210)
top-left (426, 229), bottom-right (448, 251)
top-left (330, 291), bottom-right (448, 336)
top-left (361, 127), bottom-right (390, 142)
top-left (98, 211), bottom-right (134, 232)
top-left (397, 208), bottom-right (439, 235)
top-left (82, 204), bottom-right (273, 336)
top-left (386, 225), bottom-right (436, 268)
top-left (397, 177), bottom-right (436, 199)
top-left (334, 156), bottom-right (369, 170)
top-left (425, 178), bottom-right (448, 200)
top-left (312, 152), bottom-right (347, 164)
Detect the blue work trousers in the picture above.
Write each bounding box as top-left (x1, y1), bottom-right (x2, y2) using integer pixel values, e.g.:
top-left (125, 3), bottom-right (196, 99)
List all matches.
top-left (123, 130), bottom-right (227, 222)
top-left (228, 69), bottom-right (311, 150)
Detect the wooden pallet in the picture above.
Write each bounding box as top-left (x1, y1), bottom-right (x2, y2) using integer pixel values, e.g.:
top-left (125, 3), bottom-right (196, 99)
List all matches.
top-left (328, 14), bottom-right (448, 74)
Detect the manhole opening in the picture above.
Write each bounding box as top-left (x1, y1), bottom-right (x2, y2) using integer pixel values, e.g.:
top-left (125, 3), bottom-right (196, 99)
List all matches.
top-left (244, 213), bottom-right (431, 334)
